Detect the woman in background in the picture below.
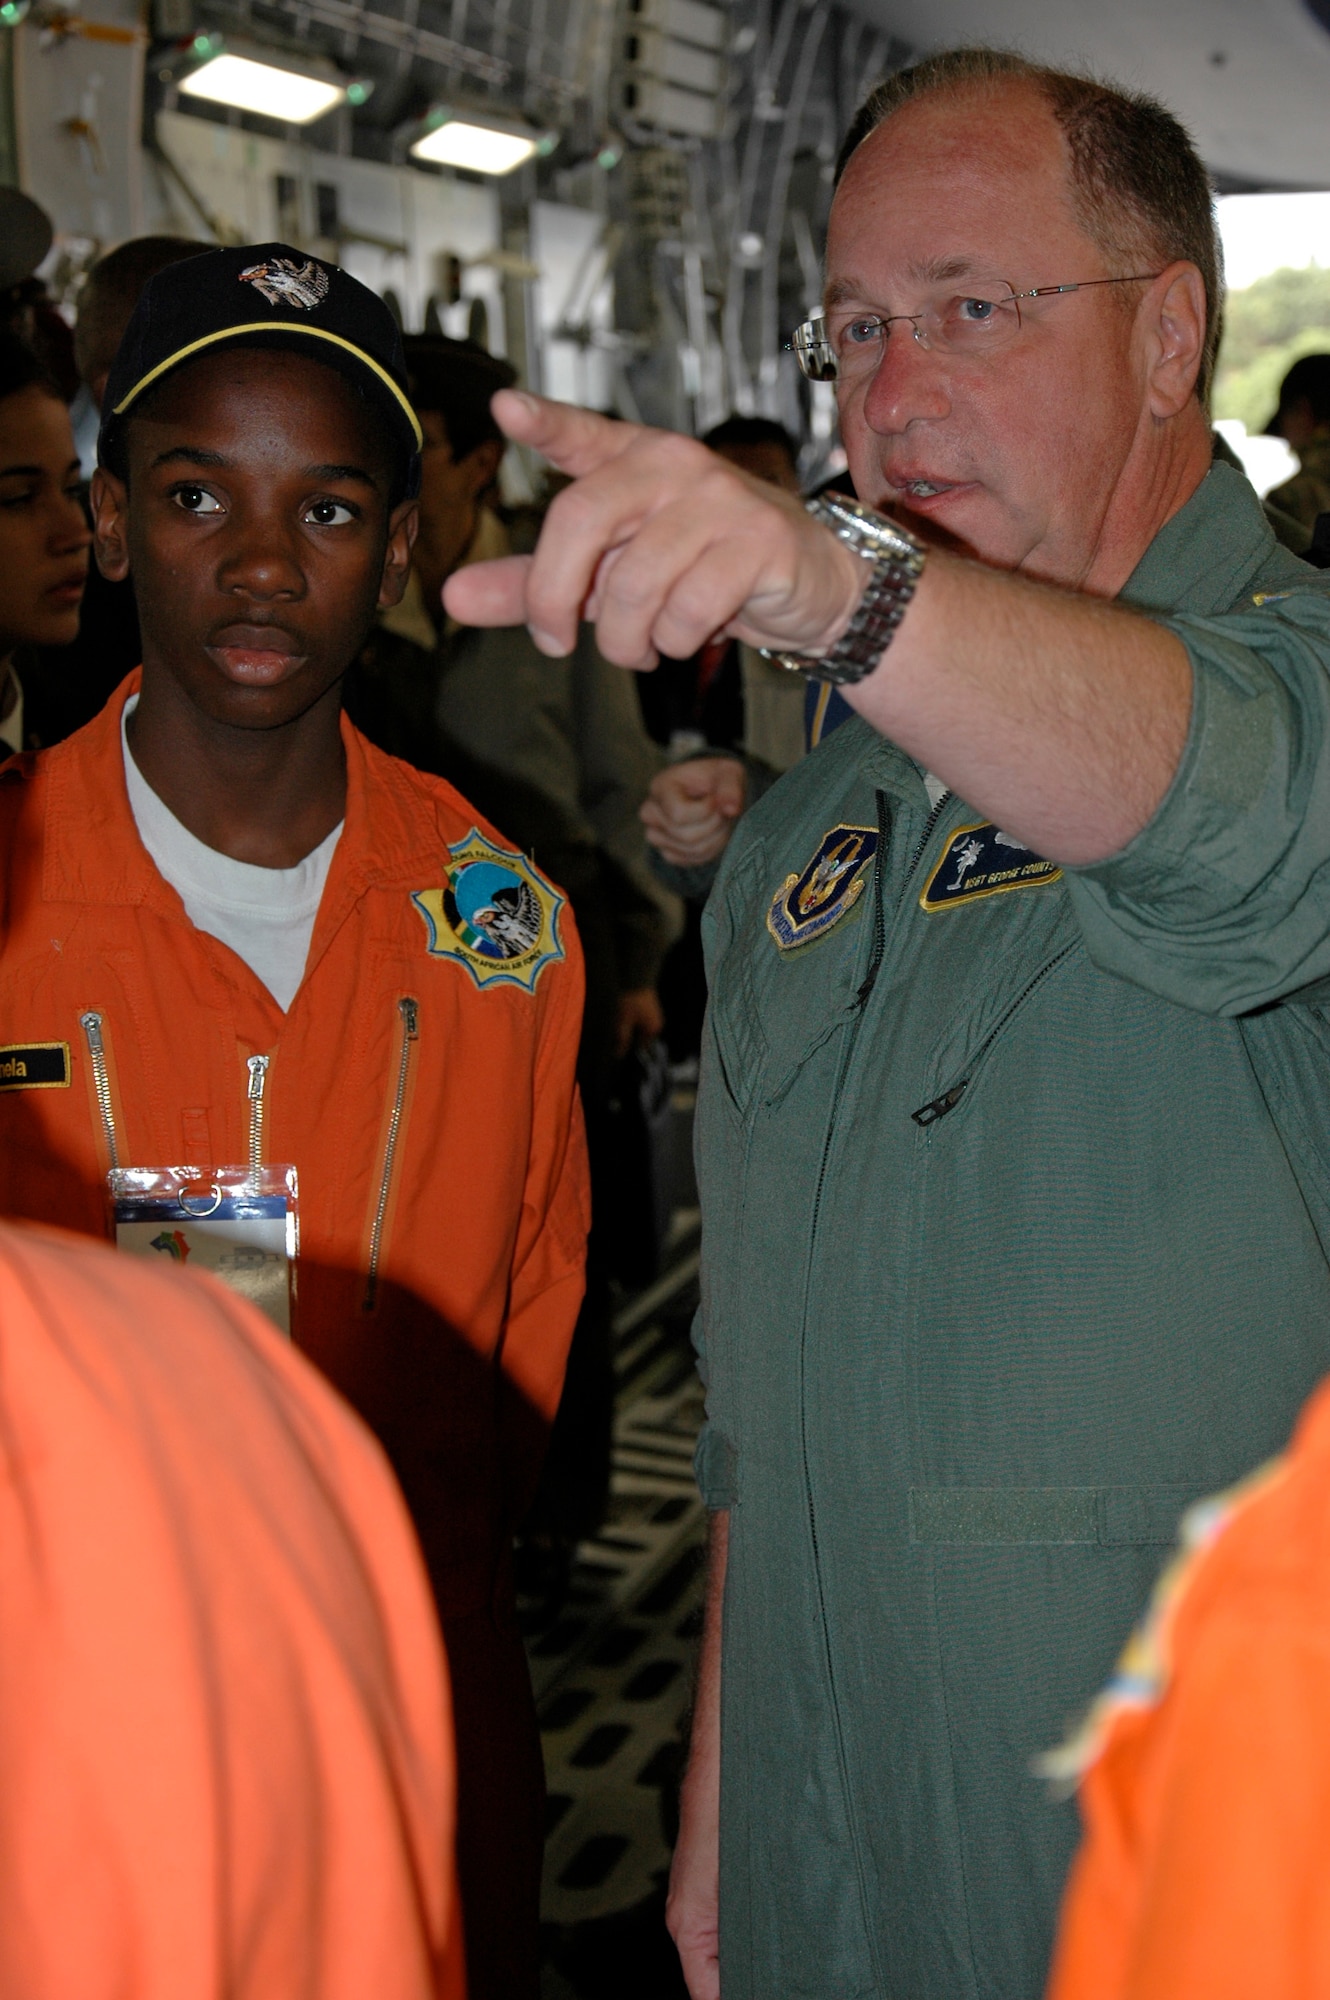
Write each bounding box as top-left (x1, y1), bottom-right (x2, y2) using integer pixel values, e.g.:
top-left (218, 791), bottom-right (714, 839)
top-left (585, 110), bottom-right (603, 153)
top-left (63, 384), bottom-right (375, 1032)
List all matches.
top-left (0, 332), bottom-right (90, 754)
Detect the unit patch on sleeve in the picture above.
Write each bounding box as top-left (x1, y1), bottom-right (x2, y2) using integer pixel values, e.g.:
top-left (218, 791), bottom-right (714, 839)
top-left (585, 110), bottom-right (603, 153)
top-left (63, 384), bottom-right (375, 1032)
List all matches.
top-left (0, 1041), bottom-right (70, 1090)
top-left (413, 829), bottom-right (566, 992)
top-left (919, 822), bottom-right (1061, 912)
top-left (768, 824), bottom-right (879, 950)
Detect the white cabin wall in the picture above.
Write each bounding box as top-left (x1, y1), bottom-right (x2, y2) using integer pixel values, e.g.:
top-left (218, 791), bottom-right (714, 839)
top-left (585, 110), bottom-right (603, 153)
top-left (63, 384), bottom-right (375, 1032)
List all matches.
top-left (13, 0), bottom-right (146, 249)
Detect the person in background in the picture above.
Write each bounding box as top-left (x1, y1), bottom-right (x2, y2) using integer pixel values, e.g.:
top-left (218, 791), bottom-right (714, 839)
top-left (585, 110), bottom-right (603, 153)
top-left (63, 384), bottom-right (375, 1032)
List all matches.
top-left (347, 333), bottom-right (679, 1588)
top-left (1264, 352), bottom-right (1330, 534)
top-left (0, 247), bottom-right (588, 2000)
top-left (0, 1219), bottom-right (462, 2000)
top-left (75, 235), bottom-right (204, 417)
top-left (0, 333), bottom-right (91, 754)
top-left (16, 234), bottom-right (208, 747)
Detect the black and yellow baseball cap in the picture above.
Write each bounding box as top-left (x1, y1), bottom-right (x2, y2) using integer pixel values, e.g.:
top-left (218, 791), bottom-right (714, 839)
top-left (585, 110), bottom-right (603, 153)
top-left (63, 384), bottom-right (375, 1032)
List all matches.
top-left (99, 242), bottom-right (423, 494)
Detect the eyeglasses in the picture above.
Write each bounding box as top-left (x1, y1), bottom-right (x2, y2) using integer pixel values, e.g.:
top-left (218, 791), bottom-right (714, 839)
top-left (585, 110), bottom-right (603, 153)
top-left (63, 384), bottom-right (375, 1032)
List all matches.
top-left (792, 274), bottom-right (1161, 383)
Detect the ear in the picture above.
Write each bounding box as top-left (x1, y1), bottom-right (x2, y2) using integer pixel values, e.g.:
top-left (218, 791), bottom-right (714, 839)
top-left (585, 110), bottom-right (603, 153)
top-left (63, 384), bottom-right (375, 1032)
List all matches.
top-left (462, 435), bottom-right (505, 499)
top-left (1145, 261), bottom-right (1208, 419)
top-left (91, 467), bottom-right (131, 583)
top-left (378, 496), bottom-right (419, 610)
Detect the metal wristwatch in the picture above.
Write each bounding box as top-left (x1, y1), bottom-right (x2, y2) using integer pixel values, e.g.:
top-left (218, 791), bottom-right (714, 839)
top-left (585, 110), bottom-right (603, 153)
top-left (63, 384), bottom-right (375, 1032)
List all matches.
top-left (762, 491), bottom-right (926, 686)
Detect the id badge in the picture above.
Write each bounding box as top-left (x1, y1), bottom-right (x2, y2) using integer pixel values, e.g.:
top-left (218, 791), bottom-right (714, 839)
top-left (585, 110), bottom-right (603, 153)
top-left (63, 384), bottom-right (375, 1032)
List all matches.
top-left (110, 1165), bottom-right (299, 1336)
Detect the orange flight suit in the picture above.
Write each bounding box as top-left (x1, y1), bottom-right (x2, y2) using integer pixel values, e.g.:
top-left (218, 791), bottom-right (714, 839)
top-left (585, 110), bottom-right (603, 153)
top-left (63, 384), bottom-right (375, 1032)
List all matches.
top-left (0, 1218), bottom-right (462, 2000)
top-left (0, 676), bottom-right (589, 1997)
top-left (1047, 1373), bottom-right (1330, 2000)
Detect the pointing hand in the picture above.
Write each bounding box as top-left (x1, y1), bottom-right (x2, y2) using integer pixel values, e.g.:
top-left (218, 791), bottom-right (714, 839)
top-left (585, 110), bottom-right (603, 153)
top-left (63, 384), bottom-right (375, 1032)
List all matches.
top-left (442, 391), bottom-right (868, 671)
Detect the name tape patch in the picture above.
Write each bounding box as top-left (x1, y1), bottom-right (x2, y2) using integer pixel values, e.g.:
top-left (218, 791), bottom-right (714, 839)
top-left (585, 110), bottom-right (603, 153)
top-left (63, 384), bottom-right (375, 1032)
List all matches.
top-left (0, 1041), bottom-right (71, 1090)
top-left (920, 822), bottom-right (1061, 912)
top-left (768, 824), bottom-right (879, 950)
top-left (413, 829), bottom-right (565, 992)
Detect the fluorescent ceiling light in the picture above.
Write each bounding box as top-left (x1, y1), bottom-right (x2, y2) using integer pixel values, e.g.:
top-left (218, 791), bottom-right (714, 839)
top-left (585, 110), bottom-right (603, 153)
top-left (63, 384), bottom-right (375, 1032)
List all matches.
top-left (411, 115), bottom-right (540, 175)
top-left (181, 52), bottom-right (346, 124)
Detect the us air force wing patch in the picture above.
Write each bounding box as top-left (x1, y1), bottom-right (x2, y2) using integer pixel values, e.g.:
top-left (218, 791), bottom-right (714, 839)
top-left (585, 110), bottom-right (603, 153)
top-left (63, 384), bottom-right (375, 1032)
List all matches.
top-left (919, 821), bottom-right (1061, 912)
top-left (413, 830), bottom-right (565, 992)
top-left (768, 824), bottom-right (879, 950)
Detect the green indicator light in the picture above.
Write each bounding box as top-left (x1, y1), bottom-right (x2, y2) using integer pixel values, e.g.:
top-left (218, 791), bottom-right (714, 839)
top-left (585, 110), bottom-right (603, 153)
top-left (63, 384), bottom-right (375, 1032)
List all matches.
top-left (346, 79), bottom-right (372, 105)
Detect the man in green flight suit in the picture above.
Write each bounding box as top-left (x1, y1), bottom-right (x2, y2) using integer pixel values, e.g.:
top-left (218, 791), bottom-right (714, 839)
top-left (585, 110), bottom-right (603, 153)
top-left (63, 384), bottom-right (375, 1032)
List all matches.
top-left (447, 47), bottom-right (1330, 2000)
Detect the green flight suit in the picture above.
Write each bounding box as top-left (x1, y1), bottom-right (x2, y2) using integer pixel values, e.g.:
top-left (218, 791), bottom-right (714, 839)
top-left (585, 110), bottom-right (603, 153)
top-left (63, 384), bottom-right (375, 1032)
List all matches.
top-left (693, 462), bottom-right (1330, 1999)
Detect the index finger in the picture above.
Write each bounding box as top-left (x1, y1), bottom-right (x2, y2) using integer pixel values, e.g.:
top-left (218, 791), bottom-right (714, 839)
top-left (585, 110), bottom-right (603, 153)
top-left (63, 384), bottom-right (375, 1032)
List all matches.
top-left (492, 389), bottom-right (644, 480)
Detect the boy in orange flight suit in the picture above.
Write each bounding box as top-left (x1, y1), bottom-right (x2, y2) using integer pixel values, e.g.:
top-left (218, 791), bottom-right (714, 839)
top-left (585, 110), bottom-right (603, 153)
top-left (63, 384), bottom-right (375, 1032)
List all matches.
top-left (0, 245), bottom-right (588, 1999)
top-left (0, 1219), bottom-right (463, 2000)
top-left (1046, 1375), bottom-right (1330, 2000)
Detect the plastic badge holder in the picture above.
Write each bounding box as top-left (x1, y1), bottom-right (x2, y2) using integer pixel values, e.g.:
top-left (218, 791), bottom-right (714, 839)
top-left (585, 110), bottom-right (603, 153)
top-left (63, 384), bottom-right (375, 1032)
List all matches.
top-left (110, 1165), bottom-right (299, 1336)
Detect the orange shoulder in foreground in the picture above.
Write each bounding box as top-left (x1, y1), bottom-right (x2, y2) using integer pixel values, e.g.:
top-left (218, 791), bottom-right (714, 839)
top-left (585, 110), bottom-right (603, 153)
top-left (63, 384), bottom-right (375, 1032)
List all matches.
top-left (0, 1220), bottom-right (465, 2000)
top-left (1048, 1373), bottom-right (1330, 2000)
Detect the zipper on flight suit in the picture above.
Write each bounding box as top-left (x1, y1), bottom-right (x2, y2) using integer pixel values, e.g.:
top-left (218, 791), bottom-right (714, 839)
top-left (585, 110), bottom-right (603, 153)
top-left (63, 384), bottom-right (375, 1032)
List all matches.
top-left (910, 941), bottom-right (1078, 1126)
top-left (854, 790), bottom-right (895, 1006)
top-left (907, 787), bottom-right (952, 875)
top-left (79, 1011), bottom-right (121, 1172)
top-left (363, 996), bottom-right (419, 1310)
top-left (246, 1053), bottom-right (270, 1182)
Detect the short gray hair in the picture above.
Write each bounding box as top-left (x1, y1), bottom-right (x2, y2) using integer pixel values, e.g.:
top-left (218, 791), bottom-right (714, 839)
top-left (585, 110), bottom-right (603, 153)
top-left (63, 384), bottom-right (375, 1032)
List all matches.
top-left (837, 49), bottom-right (1222, 403)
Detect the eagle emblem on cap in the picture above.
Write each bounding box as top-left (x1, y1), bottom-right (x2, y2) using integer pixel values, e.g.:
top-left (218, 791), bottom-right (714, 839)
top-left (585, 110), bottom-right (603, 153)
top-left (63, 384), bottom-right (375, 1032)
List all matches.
top-left (238, 257), bottom-right (330, 311)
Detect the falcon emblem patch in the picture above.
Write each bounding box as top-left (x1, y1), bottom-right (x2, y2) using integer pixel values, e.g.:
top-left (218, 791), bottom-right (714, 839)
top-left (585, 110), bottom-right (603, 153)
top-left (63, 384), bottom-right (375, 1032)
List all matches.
top-left (413, 830), bottom-right (565, 992)
top-left (238, 257), bottom-right (330, 311)
top-left (768, 824), bottom-right (879, 950)
top-left (919, 822), bottom-right (1061, 912)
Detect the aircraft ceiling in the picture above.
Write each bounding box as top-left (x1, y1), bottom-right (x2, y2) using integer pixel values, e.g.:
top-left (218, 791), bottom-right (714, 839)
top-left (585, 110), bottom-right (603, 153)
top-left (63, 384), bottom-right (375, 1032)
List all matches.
top-left (847, 0), bottom-right (1330, 189)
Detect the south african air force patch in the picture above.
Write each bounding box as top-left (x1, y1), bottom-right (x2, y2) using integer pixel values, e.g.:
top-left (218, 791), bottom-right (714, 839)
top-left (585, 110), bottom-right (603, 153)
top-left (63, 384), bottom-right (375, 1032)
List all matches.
top-left (768, 824), bottom-right (879, 950)
top-left (413, 830), bottom-right (565, 992)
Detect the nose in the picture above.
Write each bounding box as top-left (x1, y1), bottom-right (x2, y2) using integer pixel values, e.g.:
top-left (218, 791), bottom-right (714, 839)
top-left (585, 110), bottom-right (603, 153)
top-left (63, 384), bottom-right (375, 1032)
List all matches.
top-left (47, 489), bottom-right (92, 561)
top-left (217, 508), bottom-right (306, 602)
top-left (854, 327), bottom-right (952, 438)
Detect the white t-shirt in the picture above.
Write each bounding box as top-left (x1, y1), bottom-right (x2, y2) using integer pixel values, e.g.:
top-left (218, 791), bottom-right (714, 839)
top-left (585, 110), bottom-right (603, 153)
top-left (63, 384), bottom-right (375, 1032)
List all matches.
top-left (121, 697), bottom-right (342, 1012)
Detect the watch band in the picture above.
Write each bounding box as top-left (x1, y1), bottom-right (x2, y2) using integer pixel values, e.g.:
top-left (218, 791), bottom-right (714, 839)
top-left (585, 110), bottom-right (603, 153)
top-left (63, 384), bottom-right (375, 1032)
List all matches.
top-left (761, 493), bottom-right (927, 686)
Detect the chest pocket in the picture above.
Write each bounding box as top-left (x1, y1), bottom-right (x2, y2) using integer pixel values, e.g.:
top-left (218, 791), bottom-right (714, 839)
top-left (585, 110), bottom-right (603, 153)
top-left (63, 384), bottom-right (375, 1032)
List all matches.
top-left (912, 905), bottom-right (1083, 1128)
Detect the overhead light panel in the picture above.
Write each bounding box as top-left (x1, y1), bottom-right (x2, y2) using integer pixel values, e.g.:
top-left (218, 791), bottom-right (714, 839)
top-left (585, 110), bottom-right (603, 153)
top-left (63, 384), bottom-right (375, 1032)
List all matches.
top-left (410, 109), bottom-right (546, 176)
top-left (181, 46), bottom-right (346, 124)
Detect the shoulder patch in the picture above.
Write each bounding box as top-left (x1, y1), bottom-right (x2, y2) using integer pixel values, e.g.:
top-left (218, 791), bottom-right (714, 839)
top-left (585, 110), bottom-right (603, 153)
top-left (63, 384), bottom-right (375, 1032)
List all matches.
top-left (920, 821), bottom-right (1060, 911)
top-left (768, 823), bottom-right (879, 950)
top-left (413, 829), bottom-right (565, 992)
top-left (0, 1041), bottom-right (70, 1090)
